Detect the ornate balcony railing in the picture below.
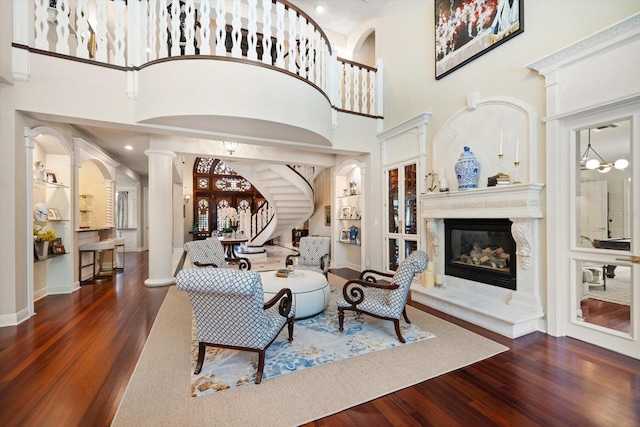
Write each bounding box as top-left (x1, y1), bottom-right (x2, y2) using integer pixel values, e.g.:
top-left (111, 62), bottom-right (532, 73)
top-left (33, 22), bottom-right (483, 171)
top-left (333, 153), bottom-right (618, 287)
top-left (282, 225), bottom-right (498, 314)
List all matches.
top-left (18, 0), bottom-right (382, 118)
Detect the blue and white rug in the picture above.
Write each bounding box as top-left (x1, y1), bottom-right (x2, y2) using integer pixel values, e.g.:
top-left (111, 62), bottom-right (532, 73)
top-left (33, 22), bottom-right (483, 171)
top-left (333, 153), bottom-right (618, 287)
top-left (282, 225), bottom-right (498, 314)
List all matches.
top-left (190, 287), bottom-right (436, 398)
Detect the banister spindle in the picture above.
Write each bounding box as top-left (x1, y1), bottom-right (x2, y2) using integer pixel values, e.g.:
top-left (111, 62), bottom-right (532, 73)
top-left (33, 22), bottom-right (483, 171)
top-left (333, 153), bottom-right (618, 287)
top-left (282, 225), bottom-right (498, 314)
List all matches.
top-left (230, 0), bottom-right (242, 58)
top-left (55, 0), bottom-right (70, 55)
top-left (200, 0), bottom-right (211, 55)
top-left (183, 0), bottom-right (196, 55)
top-left (246, 0), bottom-right (258, 60)
top-left (215, 0), bottom-right (226, 55)
top-left (275, 2), bottom-right (286, 68)
top-left (261, 0), bottom-right (273, 65)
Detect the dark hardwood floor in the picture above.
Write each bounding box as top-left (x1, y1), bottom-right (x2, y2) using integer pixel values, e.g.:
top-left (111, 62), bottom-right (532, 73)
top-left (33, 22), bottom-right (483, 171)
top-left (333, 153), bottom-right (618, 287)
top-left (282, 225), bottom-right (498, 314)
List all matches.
top-left (1, 253), bottom-right (638, 426)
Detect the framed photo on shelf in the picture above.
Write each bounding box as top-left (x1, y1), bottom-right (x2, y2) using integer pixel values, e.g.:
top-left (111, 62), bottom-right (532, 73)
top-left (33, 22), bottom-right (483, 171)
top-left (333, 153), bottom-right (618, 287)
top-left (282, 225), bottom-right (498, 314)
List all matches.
top-left (45, 170), bottom-right (57, 183)
top-left (324, 206), bottom-right (331, 226)
top-left (340, 206), bottom-right (351, 219)
top-left (435, 0), bottom-right (524, 79)
top-left (47, 208), bottom-right (61, 220)
top-left (340, 229), bottom-right (350, 243)
top-left (53, 245), bottom-right (66, 255)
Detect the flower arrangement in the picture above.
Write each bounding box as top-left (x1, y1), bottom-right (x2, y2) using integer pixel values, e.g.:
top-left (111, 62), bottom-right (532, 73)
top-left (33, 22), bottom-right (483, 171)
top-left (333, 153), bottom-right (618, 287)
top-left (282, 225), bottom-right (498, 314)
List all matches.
top-left (217, 206), bottom-right (238, 233)
top-left (33, 225), bottom-right (57, 242)
top-left (218, 206), bottom-right (238, 222)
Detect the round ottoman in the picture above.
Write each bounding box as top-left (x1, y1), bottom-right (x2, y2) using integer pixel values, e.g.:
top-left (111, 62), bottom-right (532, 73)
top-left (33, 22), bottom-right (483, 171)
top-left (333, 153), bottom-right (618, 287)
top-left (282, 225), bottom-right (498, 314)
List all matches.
top-left (260, 270), bottom-right (330, 319)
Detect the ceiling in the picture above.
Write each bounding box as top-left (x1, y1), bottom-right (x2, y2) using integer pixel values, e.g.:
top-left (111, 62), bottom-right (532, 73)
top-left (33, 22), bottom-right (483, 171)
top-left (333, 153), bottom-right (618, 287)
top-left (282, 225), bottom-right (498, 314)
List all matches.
top-left (63, 0), bottom-right (387, 180)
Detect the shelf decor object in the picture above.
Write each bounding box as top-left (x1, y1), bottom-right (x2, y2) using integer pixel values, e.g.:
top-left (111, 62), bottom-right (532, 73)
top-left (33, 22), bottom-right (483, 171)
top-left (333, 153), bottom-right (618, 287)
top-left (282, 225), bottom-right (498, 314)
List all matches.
top-left (454, 146), bottom-right (480, 190)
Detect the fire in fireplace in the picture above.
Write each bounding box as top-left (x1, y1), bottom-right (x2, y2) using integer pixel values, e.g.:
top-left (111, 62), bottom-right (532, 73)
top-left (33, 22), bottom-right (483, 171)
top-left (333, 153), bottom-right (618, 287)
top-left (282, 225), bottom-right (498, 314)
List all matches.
top-left (444, 218), bottom-right (517, 290)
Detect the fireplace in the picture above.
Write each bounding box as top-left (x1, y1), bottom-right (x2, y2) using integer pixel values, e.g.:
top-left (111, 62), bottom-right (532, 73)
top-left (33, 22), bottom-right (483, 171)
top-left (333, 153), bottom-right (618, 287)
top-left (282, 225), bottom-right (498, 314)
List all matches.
top-left (444, 219), bottom-right (517, 290)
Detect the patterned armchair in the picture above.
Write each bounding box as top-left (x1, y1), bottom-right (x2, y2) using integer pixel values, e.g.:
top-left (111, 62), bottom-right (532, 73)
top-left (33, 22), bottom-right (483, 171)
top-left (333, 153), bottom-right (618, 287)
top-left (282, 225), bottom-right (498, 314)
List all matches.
top-left (176, 267), bottom-right (295, 384)
top-left (285, 236), bottom-right (331, 277)
top-left (174, 238), bottom-right (251, 275)
top-left (337, 250), bottom-right (428, 343)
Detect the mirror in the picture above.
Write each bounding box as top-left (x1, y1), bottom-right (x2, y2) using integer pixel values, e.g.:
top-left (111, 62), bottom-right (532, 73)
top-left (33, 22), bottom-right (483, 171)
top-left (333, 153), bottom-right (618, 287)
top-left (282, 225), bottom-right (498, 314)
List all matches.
top-left (577, 119), bottom-right (631, 248)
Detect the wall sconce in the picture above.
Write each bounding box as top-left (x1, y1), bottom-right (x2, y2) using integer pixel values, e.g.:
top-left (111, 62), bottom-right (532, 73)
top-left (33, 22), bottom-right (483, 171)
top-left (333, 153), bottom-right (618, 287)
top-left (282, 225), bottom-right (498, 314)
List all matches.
top-left (222, 141), bottom-right (239, 155)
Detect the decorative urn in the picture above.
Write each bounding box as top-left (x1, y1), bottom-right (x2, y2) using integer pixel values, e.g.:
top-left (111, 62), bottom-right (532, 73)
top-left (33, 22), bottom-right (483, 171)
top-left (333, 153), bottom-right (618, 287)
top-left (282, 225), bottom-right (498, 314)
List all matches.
top-left (349, 225), bottom-right (358, 243)
top-left (454, 146), bottom-right (480, 190)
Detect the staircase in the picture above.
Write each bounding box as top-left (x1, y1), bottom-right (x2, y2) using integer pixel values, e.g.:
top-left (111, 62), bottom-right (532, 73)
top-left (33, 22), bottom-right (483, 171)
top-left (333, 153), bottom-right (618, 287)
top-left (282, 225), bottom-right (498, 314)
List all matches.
top-left (226, 162), bottom-right (315, 246)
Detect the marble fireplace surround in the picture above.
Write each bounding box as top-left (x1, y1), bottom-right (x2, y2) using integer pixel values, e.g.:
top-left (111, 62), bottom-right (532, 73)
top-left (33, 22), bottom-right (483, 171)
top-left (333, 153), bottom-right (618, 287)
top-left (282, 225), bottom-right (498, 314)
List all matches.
top-left (412, 184), bottom-right (545, 338)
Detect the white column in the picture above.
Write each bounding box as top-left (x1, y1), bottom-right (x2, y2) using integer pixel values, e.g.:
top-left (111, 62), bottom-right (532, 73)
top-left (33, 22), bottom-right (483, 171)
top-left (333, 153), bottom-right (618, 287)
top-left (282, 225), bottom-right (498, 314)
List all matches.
top-left (144, 149), bottom-right (176, 287)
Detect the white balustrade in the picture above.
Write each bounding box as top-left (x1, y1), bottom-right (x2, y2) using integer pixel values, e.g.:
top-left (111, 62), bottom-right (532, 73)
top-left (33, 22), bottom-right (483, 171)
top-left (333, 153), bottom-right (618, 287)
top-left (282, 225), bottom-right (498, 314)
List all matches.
top-left (55, 0), bottom-right (70, 55)
top-left (24, 0), bottom-right (380, 118)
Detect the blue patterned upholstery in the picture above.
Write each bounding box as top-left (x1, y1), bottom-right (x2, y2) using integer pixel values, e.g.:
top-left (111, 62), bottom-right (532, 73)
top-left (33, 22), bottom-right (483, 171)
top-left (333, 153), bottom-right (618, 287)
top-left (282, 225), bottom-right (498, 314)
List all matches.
top-left (176, 267), bottom-right (295, 383)
top-left (184, 239), bottom-right (227, 268)
top-left (337, 250), bottom-right (428, 343)
top-left (286, 236), bottom-right (331, 276)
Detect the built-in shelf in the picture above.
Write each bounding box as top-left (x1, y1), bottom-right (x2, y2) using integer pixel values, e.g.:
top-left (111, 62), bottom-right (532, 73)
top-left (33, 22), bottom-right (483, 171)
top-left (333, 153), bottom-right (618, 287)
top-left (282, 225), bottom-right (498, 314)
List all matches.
top-left (33, 179), bottom-right (69, 189)
top-left (338, 241), bottom-right (361, 246)
top-left (34, 252), bottom-right (69, 263)
top-left (337, 194), bottom-right (361, 199)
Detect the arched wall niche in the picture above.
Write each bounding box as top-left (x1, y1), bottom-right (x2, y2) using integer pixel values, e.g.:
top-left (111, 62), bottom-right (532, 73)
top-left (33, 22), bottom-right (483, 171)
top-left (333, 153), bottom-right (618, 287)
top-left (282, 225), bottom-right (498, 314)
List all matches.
top-left (352, 28), bottom-right (376, 67)
top-left (431, 95), bottom-right (539, 188)
top-left (73, 137), bottom-right (119, 230)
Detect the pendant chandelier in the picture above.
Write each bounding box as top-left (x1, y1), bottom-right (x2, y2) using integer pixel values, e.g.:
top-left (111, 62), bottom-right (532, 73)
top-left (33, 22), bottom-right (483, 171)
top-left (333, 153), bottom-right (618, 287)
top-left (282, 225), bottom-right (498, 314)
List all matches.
top-left (222, 141), bottom-right (239, 155)
top-left (579, 128), bottom-right (629, 173)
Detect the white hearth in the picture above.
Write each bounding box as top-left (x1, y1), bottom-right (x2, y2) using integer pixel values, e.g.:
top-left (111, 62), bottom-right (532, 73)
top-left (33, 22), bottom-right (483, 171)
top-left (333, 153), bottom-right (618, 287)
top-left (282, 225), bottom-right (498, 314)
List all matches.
top-left (413, 184), bottom-right (545, 338)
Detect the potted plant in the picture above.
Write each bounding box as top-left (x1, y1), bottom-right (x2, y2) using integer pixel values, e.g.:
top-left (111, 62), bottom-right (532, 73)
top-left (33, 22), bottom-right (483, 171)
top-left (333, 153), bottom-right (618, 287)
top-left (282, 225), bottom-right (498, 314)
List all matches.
top-left (33, 225), bottom-right (57, 259)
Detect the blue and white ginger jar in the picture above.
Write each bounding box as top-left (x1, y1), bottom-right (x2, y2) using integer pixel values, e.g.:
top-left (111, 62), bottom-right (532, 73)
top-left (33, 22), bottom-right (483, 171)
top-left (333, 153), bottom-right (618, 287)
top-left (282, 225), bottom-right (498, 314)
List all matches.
top-left (349, 225), bottom-right (358, 242)
top-left (454, 146), bottom-right (480, 190)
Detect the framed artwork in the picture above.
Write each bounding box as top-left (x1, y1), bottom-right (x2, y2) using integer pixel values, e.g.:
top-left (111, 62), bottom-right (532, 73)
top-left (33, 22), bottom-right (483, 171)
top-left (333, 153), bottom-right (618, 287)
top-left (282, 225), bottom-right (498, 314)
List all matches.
top-left (52, 237), bottom-right (62, 247)
top-left (53, 245), bottom-right (66, 255)
top-left (435, 0), bottom-right (524, 80)
top-left (340, 229), bottom-right (350, 242)
top-left (47, 208), bottom-right (61, 220)
top-left (45, 171), bottom-right (57, 183)
top-left (340, 207), bottom-right (351, 219)
top-left (324, 206), bottom-right (331, 226)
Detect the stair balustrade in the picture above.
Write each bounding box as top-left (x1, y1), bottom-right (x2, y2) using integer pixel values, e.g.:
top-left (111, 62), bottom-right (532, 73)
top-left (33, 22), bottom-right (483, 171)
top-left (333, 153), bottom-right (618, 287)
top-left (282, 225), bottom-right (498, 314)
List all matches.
top-left (22, 0), bottom-right (382, 118)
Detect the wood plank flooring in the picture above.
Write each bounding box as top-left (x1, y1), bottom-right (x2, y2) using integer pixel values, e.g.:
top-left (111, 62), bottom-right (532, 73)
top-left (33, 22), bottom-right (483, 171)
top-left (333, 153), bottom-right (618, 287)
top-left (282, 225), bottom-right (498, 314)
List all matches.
top-left (1, 252), bottom-right (638, 426)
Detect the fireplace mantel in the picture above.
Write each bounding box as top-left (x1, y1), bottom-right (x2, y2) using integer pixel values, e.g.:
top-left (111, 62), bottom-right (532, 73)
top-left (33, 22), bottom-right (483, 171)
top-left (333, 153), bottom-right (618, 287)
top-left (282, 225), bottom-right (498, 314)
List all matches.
top-left (421, 183), bottom-right (544, 219)
top-left (413, 183), bottom-right (545, 338)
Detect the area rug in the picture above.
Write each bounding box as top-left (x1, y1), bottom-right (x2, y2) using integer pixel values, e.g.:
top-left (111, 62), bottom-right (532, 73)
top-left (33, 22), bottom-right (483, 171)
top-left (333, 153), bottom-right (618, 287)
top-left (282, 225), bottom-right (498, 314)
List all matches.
top-left (191, 287), bottom-right (435, 397)
top-left (588, 266), bottom-right (631, 306)
top-left (113, 274), bottom-right (509, 427)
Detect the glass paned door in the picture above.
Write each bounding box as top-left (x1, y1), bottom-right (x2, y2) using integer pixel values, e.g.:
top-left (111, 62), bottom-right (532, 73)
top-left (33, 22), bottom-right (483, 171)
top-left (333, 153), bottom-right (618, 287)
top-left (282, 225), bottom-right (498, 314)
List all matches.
top-left (385, 161), bottom-right (419, 272)
top-left (567, 113), bottom-right (639, 358)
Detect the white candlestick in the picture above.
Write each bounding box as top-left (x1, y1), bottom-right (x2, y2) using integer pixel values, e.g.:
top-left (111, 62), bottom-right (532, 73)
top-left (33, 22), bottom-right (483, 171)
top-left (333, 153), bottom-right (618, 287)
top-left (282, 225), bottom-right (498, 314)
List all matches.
top-left (499, 132), bottom-right (503, 155)
top-left (423, 271), bottom-right (435, 288)
top-left (435, 274), bottom-right (443, 286)
top-left (515, 138), bottom-right (520, 162)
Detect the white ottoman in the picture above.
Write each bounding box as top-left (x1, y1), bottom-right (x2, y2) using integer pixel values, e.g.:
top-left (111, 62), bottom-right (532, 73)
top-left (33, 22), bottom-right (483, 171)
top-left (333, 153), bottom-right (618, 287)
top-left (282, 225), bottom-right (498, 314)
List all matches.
top-left (260, 270), bottom-right (330, 319)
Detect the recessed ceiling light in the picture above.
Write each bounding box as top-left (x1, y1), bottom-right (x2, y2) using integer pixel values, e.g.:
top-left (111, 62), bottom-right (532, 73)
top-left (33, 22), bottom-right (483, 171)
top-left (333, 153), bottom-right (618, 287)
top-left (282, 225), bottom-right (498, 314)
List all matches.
top-left (124, 145), bottom-right (134, 150)
top-left (315, 4), bottom-right (325, 13)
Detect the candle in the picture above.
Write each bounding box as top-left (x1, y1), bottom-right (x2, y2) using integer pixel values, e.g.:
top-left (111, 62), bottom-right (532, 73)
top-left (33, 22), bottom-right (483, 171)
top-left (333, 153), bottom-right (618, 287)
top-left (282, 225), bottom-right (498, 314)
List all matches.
top-left (499, 132), bottom-right (503, 155)
top-left (515, 138), bottom-right (520, 162)
top-left (435, 274), bottom-right (443, 286)
top-left (427, 261), bottom-right (435, 272)
top-left (423, 271), bottom-right (435, 288)
top-left (440, 178), bottom-right (448, 190)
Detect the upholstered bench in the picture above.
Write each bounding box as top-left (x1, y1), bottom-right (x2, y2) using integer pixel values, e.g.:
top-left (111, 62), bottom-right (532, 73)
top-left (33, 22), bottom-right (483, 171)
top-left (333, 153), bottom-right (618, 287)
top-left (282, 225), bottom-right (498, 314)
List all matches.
top-left (260, 270), bottom-right (330, 319)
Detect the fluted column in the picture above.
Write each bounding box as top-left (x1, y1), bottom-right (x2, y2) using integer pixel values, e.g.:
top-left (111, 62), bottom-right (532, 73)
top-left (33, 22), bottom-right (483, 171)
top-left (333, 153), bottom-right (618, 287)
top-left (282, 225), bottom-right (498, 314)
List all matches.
top-left (144, 149), bottom-right (176, 287)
